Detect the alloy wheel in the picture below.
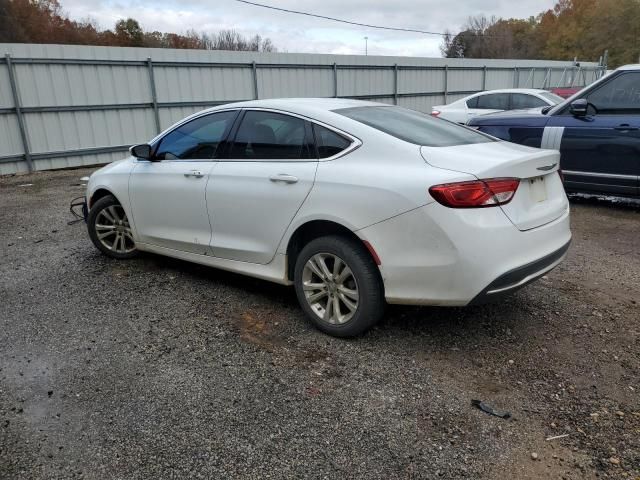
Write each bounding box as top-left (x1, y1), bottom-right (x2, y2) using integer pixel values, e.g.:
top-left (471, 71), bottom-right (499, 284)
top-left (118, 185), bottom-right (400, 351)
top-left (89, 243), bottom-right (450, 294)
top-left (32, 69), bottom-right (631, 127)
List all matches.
top-left (302, 253), bottom-right (359, 324)
top-left (94, 205), bottom-right (136, 254)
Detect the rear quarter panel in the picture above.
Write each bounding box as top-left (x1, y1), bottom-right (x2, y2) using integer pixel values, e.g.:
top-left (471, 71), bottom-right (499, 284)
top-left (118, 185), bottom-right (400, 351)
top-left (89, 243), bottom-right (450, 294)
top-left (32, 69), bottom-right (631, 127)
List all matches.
top-left (277, 136), bottom-right (475, 254)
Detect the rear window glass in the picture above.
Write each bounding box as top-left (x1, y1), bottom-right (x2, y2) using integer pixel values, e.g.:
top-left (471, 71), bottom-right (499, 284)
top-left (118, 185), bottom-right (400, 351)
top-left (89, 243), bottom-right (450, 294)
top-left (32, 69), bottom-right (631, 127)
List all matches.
top-left (539, 92), bottom-right (564, 104)
top-left (335, 106), bottom-right (494, 147)
top-left (313, 124), bottom-right (352, 158)
top-left (466, 96), bottom-right (479, 108)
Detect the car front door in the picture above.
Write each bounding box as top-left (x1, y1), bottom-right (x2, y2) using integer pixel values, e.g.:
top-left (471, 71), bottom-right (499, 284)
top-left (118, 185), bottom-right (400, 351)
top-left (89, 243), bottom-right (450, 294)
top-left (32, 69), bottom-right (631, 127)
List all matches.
top-left (128, 110), bottom-right (239, 254)
top-left (547, 72), bottom-right (640, 196)
top-left (207, 109), bottom-right (318, 264)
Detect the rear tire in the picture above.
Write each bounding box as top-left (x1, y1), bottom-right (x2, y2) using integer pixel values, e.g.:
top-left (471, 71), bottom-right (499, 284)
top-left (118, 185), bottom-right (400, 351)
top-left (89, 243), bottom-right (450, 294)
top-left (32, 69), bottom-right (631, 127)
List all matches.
top-left (87, 194), bottom-right (138, 260)
top-left (294, 235), bottom-right (385, 337)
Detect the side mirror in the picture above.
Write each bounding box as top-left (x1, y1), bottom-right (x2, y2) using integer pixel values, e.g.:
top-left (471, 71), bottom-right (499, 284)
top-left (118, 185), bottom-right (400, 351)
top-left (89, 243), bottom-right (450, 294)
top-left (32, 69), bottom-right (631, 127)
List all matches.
top-left (130, 143), bottom-right (153, 160)
top-left (569, 99), bottom-right (589, 117)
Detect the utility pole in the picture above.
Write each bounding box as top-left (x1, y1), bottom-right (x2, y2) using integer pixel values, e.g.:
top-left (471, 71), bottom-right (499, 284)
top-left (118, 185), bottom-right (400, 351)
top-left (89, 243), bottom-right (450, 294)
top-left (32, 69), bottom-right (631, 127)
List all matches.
top-left (364, 36), bottom-right (368, 56)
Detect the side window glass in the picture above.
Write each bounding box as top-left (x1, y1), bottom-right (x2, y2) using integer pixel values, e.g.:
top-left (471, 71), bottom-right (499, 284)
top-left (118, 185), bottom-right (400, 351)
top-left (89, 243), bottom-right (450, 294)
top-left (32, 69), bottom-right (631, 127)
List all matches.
top-left (155, 111), bottom-right (236, 160)
top-left (230, 111), bottom-right (311, 160)
top-left (466, 96), bottom-right (479, 108)
top-left (313, 124), bottom-right (352, 158)
top-left (476, 94), bottom-right (509, 110)
top-left (587, 73), bottom-right (640, 113)
top-left (511, 94), bottom-right (547, 109)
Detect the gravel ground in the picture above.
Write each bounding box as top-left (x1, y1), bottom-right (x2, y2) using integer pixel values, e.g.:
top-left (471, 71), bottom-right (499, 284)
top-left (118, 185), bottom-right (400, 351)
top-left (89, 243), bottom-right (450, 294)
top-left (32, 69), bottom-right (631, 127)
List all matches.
top-left (1, 168), bottom-right (638, 480)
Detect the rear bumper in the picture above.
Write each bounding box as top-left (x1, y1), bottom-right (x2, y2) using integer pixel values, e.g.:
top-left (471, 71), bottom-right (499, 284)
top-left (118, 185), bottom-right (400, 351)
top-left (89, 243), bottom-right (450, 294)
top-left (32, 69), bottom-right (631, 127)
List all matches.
top-left (468, 240), bottom-right (570, 305)
top-left (357, 202), bottom-right (571, 306)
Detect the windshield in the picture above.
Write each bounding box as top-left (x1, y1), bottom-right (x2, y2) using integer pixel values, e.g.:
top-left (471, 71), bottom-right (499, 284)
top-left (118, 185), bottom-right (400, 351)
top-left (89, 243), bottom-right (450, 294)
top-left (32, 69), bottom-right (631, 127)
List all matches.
top-left (539, 92), bottom-right (564, 105)
top-left (335, 106), bottom-right (495, 147)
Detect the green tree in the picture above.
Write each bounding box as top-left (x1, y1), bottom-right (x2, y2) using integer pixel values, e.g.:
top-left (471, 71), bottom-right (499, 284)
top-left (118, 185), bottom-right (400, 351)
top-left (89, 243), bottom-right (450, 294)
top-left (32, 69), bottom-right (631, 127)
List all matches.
top-left (114, 18), bottom-right (144, 46)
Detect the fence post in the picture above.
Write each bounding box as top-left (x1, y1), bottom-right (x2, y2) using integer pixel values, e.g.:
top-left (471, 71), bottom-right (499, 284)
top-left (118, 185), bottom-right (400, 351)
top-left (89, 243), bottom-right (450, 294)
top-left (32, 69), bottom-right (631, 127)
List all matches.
top-left (333, 62), bottom-right (338, 98)
top-left (513, 67), bottom-right (519, 87)
top-left (443, 65), bottom-right (448, 104)
top-left (5, 54), bottom-right (34, 172)
top-left (482, 65), bottom-right (487, 90)
top-left (393, 64), bottom-right (398, 105)
top-left (251, 61), bottom-right (259, 100)
top-left (147, 57), bottom-right (161, 134)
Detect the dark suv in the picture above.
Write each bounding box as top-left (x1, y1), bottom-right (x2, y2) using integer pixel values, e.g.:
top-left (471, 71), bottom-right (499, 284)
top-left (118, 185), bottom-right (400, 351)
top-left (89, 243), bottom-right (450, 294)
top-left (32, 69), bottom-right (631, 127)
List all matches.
top-left (468, 66), bottom-right (640, 197)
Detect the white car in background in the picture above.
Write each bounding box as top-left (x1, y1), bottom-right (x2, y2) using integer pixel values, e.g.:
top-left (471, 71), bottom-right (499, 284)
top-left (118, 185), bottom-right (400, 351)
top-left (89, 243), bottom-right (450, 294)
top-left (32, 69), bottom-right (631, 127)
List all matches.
top-left (431, 88), bottom-right (564, 124)
top-left (84, 98), bottom-right (571, 337)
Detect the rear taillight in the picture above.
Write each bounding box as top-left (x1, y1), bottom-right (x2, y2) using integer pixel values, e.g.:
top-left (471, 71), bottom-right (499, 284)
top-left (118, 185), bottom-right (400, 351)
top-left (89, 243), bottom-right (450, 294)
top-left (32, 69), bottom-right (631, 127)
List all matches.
top-left (431, 110), bottom-right (441, 117)
top-left (429, 178), bottom-right (520, 208)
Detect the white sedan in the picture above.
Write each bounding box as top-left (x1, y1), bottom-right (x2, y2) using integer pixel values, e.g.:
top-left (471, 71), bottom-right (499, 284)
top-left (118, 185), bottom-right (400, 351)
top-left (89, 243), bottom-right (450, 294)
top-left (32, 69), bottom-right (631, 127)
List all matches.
top-left (85, 98), bottom-right (571, 337)
top-left (431, 88), bottom-right (564, 124)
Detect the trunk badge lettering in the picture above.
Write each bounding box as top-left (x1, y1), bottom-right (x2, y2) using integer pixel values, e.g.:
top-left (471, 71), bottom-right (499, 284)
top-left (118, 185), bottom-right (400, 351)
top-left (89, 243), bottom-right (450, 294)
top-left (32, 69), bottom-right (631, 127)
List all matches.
top-left (537, 163), bottom-right (557, 171)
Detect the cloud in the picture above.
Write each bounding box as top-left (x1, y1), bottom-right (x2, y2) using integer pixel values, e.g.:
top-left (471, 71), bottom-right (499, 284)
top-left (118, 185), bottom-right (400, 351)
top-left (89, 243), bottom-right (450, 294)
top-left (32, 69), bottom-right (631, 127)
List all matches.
top-left (61, 0), bottom-right (556, 56)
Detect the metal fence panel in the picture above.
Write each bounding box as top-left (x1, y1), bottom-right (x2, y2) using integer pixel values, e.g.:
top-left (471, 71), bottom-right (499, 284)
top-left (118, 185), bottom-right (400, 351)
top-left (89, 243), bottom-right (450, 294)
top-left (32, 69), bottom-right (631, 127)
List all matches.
top-left (0, 43), bottom-right (604, 174)
top-left (259, 67), bottom-right (334, 99)
top-left (0, 63), bottom-right (13, 108)
top-left (14, 64), bottom-right (150, 107)
top-left (338, 67), bottom-right (395, 97)
top-left (154, 65), bottom-right (253, 103)
top-left (447, 69), bottom-right (484, 93)
top-left (484, 69), bottom-right (516, 90)
top-left (0, 115), bottom-right (23, 156)
top-left (159, 105), bottom-right (212, 131)
top-left (398, 68), bottom-right (445, 95)
top-left (25, 109), bottom-right (155, 153)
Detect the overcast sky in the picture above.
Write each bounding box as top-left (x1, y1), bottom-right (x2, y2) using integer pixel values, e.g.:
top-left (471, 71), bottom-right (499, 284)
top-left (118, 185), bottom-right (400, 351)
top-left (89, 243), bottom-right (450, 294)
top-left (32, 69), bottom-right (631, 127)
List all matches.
top-left (62, 0), bottom-right (557, 57)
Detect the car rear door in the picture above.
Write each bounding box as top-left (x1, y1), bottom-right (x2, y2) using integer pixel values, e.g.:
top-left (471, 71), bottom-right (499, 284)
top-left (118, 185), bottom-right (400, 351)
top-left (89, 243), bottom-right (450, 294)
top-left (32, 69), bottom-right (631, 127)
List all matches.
top-left (471, 93), bottom-right (511, 119)
top-left (207, 109), bottom-right (318, 264)
top-left (547, 72), bottom-right (640, 196)
top-left (128, 110), bottom-right (239, 254)
top-left (510, 93), bottom-right (549, 110)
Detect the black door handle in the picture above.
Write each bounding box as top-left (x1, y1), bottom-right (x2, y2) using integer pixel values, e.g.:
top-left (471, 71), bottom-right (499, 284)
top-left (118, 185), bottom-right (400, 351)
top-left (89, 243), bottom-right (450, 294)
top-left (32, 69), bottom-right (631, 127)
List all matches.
top-left (614, 124), bottom-right (639, 131)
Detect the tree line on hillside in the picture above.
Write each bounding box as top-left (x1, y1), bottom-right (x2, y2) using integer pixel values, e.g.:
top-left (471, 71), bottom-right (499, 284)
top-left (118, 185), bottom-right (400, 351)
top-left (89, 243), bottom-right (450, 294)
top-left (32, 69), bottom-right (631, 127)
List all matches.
top-left (441, 0), bottom-right (640, 67)
top-left (0, 0), bottom-right (277, 51)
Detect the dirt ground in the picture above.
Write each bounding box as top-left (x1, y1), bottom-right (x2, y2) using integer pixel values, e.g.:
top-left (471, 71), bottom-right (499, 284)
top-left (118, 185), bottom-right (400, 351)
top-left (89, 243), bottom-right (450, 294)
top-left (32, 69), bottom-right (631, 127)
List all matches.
top-left (1, 168), bottom-right (638, 479)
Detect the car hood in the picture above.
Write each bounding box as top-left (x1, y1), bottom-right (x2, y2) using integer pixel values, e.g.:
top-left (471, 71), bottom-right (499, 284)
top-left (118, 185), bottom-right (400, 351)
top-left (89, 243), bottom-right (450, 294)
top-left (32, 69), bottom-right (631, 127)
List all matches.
top-left (467, 108), bottom-right (551, 127)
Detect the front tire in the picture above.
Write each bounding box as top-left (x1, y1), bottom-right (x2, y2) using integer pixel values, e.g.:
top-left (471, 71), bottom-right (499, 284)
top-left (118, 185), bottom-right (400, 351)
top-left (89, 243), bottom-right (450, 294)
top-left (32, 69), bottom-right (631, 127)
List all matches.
top-left (87, 194), bottom-right (138, 259)
top-left (294, 235), bottom-right (385, 337)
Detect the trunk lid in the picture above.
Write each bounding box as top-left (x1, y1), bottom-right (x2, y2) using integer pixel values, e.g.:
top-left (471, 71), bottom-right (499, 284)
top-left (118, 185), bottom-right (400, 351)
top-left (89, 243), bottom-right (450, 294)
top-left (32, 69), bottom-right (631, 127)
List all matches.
top-left (421, 142), bottom-right (568, 231)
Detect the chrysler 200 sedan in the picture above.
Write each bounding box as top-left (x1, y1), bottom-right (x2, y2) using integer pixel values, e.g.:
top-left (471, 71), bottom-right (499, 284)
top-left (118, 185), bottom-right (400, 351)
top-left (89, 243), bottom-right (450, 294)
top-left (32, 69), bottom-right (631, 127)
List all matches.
top-left (84, 98), bottom-right (571, 337)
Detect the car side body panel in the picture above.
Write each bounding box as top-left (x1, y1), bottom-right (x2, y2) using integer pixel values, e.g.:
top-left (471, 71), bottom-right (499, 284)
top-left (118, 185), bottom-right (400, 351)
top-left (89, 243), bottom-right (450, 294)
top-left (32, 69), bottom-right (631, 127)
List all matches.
top-left (276, 140), bottom-right (476, 256)
top-left (86, 158), bottom-right (137, 233)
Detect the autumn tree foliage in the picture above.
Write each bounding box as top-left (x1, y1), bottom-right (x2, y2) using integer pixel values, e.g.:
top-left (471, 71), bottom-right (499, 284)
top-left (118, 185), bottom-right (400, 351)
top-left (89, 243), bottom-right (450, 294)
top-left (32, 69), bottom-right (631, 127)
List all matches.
top-left (441, 0), bottom-right (640, 66)
top-left (0, 0), bottom-right (277, 51)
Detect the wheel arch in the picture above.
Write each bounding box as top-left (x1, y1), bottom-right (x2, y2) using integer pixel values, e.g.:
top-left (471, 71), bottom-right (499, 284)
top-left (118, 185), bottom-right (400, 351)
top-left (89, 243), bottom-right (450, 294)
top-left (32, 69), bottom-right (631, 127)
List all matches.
top-left (285, 219), bottom-right (381, 282)
top-left (89, 188), bottom-right (118, 209)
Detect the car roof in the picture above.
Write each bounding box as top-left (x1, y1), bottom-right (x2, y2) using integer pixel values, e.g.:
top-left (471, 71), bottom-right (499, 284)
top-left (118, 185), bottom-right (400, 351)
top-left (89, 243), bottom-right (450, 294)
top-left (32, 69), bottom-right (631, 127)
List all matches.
top-left (204, 97), bottom-right (385, 116)
top-left (152, 98), bottom-right (395, 144)
top-left (617, 64), bottom-right (640, 71)
top-left (471, 88), bottom-right (551, 95)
